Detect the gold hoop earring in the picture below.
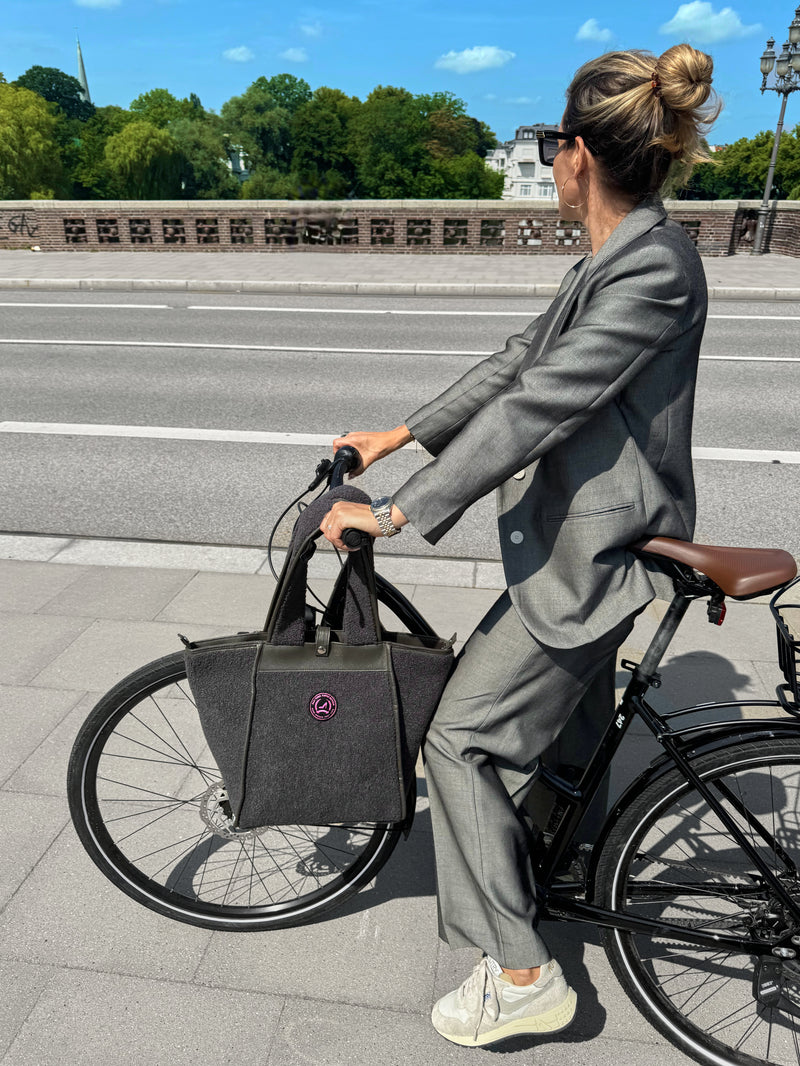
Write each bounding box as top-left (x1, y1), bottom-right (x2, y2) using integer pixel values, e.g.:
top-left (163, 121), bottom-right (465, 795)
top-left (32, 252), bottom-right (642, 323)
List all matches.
top-left (560, 178), bottom-right (586, 211)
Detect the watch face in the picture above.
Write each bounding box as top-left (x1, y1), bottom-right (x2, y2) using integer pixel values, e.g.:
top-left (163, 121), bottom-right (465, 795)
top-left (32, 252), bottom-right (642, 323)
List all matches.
top-left (371, 496), bottom-right (391, 510)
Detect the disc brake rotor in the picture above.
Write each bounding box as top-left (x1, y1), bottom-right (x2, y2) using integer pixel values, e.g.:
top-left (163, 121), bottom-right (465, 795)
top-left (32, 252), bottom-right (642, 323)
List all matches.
top-left (199, 782), bottom-right (268, 841)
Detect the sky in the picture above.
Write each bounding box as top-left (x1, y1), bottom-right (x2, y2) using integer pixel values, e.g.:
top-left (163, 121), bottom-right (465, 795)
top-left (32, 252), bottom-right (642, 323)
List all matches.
top-left (2, 0), bottom-right (799, 147)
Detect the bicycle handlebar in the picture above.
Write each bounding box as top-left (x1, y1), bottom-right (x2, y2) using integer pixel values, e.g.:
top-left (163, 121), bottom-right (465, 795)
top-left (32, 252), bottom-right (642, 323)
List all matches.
top-left (329, 446), bottom-right (372, 550)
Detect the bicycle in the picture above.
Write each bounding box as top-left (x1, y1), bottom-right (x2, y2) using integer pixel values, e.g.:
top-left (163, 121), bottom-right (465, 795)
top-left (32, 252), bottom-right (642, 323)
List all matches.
top-left (67, 447), bottom-right (800, 1066)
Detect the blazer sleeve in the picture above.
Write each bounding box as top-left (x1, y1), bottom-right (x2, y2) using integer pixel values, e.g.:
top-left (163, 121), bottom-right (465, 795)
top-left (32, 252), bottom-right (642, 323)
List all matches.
top-left (394, 243), bottom-right (702, 544)
top-left (406, 316), bottom-right (542, 457)
top-left (405, 257), bottom-right (588, 455)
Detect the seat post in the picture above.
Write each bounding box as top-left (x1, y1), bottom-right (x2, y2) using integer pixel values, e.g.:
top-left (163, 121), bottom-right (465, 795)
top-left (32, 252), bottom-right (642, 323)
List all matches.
top-left (636, 591), bottom-right (693, 680)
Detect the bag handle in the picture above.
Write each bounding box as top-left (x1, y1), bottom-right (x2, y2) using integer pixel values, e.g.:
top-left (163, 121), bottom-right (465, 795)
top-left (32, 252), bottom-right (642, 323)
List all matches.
top-left (263, 486), bottom-right (382, 647)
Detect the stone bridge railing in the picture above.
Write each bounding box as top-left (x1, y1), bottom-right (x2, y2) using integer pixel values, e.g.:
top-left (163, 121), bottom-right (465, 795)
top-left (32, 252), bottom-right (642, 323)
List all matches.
top-left (1, 199), bottom-right (798, 256)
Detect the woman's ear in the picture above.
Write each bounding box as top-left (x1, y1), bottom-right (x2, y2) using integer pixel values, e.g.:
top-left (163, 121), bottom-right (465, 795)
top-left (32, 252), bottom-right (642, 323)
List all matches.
top-left (572, 136), bottom-right (590, 178)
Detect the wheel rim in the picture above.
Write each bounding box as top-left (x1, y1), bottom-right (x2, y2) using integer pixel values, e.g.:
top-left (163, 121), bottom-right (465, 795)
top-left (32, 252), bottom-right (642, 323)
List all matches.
top-left (609, 750), bottom-right (800, 1066)
top-left (77, 666), bottom-right (398, 926)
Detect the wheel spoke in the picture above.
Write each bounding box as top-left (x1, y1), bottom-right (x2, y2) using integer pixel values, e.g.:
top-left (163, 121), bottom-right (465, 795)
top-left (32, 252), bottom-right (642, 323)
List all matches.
top-left (69, 656), bottom-right (401, 931)
top-left (597, 740), bottom-right (800, 1066)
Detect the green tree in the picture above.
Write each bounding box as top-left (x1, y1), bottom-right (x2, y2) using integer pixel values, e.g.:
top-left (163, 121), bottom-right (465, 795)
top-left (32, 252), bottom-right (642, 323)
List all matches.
top-left (129, 88), bottom-right (196, 128)
top-left (13, 65), bottom-right (94, 121)
top-left (348, 86), bottom-right (428, 197)
top-left (290, 87), bottom-right (360, 196)
top-left (169, 114), bottom-right (239, 199)
top-left (678, 126), bottom-right (800, 200)
top-left (220, 79), bottom-right (292, 172)
top-left (417, 151), bottom-right (505, 198)
top-left (69, 105), bottom-right (136, 197)
top-left (0, 82), bottom-right (62, 198)
top-left (103, 120), bottom-right (183, 198)
top-left (240, 166), bottom-right (298, 198)
top-left (259, 73), bottom-right (311, 114)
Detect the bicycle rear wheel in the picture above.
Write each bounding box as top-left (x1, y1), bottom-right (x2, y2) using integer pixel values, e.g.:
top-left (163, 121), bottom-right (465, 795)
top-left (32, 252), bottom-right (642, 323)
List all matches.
top-left (594, 736), bottom-right (800, 1066)
top-left (67, 652), bottom-right (402, 930)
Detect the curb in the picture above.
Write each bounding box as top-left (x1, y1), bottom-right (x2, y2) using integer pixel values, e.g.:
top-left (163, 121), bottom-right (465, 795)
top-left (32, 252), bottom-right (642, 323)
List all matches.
top-left (1, 277), bottom-right (799, 300)
top-left (0, 532), bottom-right (507, 590)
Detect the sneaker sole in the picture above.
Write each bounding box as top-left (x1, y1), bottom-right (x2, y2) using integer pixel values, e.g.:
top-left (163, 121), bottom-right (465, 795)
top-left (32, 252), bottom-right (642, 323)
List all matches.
top-left (437, 987), bottom-right (577, 1048)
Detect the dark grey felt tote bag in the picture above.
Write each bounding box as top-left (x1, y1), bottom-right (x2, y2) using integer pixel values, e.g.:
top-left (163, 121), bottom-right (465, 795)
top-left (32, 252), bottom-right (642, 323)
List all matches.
top-left (183, 486), bottom-right (454, 829)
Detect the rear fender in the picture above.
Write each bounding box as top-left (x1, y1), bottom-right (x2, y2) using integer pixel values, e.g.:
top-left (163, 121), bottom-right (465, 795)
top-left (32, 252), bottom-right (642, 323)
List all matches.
top-left (585, 720), bottom-right (800, 900)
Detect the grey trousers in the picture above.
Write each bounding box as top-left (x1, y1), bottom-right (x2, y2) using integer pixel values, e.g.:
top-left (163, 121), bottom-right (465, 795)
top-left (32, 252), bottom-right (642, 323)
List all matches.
top-left (423, 590), bottom-right (636, 969)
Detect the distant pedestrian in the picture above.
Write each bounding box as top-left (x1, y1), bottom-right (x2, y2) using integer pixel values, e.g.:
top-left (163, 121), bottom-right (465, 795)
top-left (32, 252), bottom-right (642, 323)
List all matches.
top-left (321, 42), bottom-right (720, 1048)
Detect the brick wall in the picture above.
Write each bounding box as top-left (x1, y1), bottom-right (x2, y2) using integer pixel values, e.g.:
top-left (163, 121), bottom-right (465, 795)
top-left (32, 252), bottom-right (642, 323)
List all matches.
top-left (0, 199), bottom-right (798, 256)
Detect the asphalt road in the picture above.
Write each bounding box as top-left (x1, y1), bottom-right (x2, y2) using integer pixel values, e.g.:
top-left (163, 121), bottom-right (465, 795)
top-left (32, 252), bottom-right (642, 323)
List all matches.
top-left (1, 291), bottom-right (798, 559)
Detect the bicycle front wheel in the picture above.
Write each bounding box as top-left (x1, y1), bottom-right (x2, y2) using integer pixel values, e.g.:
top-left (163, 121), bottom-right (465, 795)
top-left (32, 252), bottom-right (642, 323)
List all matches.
top-left (67, 652), bottom-right (402, 930)
top-left (595, 736), bottom-right (800, 1066)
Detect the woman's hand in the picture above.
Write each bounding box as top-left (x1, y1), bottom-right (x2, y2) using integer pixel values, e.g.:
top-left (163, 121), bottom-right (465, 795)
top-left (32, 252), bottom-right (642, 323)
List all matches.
top-left (332, 425), bottom-right (413, 477)
top-left (320, 500), bottom-right (408, 551)
top-left (320, 501), bottom-right (380, 551)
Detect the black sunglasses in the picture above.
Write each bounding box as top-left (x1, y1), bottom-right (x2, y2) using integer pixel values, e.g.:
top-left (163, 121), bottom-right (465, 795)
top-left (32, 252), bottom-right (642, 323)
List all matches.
top-left (536, 128), bottom-right (596, 167)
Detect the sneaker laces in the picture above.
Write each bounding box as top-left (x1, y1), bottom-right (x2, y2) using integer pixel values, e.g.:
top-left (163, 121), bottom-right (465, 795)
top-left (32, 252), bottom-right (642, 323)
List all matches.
top-left (458, 957), bottom-right (503, 1040)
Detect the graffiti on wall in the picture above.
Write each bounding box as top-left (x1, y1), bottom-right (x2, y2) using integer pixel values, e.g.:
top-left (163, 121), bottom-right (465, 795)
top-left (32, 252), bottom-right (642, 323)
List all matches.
top-left (0, 212), bottom-right (39, 239)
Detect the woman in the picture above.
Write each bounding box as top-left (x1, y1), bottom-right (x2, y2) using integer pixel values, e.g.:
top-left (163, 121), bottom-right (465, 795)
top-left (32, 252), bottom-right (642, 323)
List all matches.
top-left (320, 44), bottom-right (720, 1047)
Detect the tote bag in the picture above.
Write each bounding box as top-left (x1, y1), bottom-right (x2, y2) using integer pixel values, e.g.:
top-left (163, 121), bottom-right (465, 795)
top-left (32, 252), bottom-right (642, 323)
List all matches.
top-left (183, 486), bottom-right (454, 828)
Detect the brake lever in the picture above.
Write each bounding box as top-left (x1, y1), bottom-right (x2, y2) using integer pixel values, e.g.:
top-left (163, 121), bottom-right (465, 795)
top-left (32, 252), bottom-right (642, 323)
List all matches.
top-left (307, 458), bottom-right (333, 491)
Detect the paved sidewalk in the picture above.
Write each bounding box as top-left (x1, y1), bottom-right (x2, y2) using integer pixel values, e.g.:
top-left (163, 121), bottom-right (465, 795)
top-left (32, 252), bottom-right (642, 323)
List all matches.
top-left (0, 247), bottom-right (797, 299)
top-left (0, 533), bottom-right (792, 1065)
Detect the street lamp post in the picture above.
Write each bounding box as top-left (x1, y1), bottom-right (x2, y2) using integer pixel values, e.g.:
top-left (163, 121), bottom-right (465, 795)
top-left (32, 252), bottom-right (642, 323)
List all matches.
top-left (753, 6), bottom-right (800, 254)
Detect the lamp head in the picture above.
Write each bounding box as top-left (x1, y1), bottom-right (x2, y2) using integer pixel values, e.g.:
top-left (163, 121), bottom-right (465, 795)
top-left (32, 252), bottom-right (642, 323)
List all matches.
top-left (776, 41), bottom-right (791, 77)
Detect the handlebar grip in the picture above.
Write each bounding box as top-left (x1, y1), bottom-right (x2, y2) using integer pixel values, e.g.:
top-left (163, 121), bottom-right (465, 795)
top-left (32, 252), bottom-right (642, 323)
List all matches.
top-left (329, 445), bottom-right (363, 489)
top-left (342, 528), bottom-right (372, 549)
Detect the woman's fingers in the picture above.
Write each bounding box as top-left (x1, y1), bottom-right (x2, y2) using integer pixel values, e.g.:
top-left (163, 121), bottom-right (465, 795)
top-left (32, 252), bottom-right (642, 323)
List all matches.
top-left (320, 502), bottom-right (380, 549)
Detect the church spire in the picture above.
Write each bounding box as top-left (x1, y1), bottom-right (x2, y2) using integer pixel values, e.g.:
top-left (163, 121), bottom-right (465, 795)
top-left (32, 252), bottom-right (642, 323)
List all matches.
top-left (76, 35), bottom-right (92, 104)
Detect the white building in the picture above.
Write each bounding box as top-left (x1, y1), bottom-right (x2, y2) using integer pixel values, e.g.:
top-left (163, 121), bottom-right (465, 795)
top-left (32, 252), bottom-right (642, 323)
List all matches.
top-left (486, 123), bottom-right (558, 201)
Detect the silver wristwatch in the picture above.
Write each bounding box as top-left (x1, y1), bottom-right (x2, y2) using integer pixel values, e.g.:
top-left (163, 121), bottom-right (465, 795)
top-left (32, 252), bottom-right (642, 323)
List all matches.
top-left (370, 496), bottom-right (401, 538)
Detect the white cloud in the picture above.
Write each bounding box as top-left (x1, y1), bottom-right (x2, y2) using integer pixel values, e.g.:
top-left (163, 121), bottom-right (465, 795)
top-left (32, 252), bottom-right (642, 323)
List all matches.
top-left (280, 47), bottom-right (309, 62)
top-left (300, 21), bottom-right (323, 37)
top-left (484, 93), bottom-right (498, 100)
top-left (660, 2), bottom-right (761, 43)
top-left (506, 96), bottom-right (536, 104)
top-left (74, 0), bottom-right (121, 8)
top-left (223, 45), bottom-right (255, 62)
top-left (576, 18), bottom-right (613, 43)
top-left (434, 46), bottom-right (515, 74)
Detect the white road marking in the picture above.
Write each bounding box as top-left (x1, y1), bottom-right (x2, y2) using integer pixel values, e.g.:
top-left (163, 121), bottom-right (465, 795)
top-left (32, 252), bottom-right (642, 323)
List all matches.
top-left (698, 355), bottom-right (800, 362)
top-left (0, 422), bottom-right (416, 450)
top-left (693, 446), bottom-right (800, 464)
top-left (1, 304), bottom-right (798, 321)
top-left (187, 305), bottom-right (533, 316)
top-left (2, 422), bottom-right (798, 463)
top-left (0, 338), bottom-right (485, 356)
top-left (0, 303), bottom-right (170, 310)
top-left (188, 306), bottom-right (800, 322)
top-left (1, 338), bottom-right (799, 361)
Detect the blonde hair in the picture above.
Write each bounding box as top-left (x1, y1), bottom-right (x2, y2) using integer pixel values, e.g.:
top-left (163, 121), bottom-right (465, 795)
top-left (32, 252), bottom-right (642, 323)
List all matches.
top-left (563, 45), bottom-right (721, 200)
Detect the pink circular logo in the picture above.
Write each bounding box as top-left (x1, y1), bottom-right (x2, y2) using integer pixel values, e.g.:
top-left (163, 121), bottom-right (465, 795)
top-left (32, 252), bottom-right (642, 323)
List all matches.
top-left (310, 692), bottom-right (337, 721)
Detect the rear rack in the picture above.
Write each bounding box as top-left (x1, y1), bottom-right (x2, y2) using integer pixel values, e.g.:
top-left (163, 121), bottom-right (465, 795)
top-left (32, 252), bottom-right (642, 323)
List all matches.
top-left (771, 576), bottom-right (800, 715)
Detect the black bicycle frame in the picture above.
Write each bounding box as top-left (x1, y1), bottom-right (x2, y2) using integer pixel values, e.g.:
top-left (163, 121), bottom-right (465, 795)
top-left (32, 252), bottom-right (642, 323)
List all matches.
top-left (529, 580), bottom-right (800, 955)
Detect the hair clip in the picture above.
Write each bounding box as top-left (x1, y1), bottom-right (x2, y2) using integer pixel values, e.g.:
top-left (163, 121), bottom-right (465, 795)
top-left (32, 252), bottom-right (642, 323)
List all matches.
top-left (651, 69), bottom-right (662, 97)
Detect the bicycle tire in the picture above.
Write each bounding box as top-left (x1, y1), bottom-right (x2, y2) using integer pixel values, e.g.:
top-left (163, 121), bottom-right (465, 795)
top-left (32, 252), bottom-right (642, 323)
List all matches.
top-left (67, 651), bottom-right (403, 931)
top-left (594, 736), bottom-right (800, 1066)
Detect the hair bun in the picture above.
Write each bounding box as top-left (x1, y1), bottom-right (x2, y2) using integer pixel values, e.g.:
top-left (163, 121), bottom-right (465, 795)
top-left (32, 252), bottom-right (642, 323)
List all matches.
top-left (655, 44), bottom-right (714, 113)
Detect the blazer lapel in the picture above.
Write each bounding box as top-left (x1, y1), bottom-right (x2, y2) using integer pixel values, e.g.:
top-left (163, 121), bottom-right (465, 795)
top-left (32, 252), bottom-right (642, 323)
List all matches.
top-left (521, 199), bottom-right (667, 371)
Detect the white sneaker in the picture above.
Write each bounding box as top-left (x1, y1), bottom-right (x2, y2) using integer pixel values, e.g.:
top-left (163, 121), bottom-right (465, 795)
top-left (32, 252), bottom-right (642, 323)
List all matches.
top-left (431, 955), bottom-right (577, 1047)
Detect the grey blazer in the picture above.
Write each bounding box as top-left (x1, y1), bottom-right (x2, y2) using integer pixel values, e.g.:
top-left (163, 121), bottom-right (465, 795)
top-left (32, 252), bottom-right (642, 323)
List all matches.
top-left (393, 199), bottom-right (708, 649)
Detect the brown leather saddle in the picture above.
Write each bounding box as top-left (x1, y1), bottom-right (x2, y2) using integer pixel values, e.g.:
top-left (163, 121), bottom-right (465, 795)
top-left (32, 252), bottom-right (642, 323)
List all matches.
top-left (631, 537), bottom-right (798, 599)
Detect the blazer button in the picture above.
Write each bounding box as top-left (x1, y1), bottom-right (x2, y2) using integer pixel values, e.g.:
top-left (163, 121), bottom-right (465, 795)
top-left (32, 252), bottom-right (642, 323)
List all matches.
top-left (510, 531), bottom-right (524, 544)
top-left (513, 470), bottom-right (526, 480)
